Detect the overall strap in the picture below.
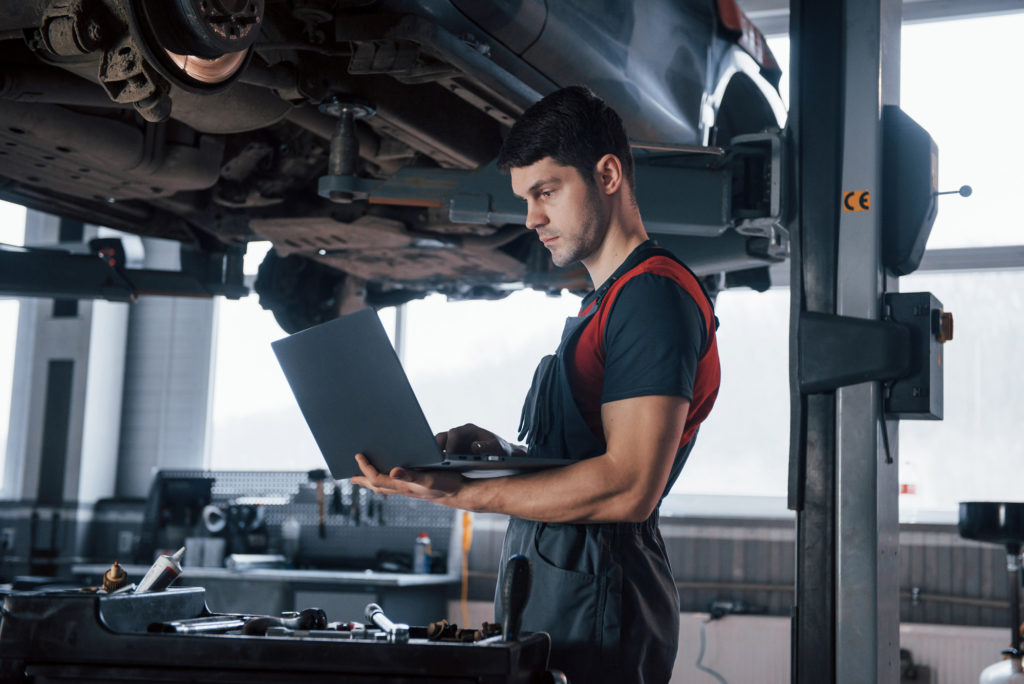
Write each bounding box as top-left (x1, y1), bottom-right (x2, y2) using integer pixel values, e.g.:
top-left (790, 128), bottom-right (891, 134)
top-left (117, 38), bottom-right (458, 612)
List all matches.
top-left (586, 246), bottom-right (718, 356)
top-left (573, 243), bottom-right (722, 450)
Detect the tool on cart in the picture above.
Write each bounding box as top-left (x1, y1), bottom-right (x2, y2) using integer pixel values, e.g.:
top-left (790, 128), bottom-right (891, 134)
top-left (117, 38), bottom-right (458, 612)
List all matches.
top-left (150, 615), bottom-right (249, 634)
top-left (501, 554), bottom-right (532, 642)
top-left (136, 547), bottom-right (185, 593)
top-left (425, 618), bottom-right (502, 642)
top-left (150, 607), bottom-right (328, 635)
top-left (365, 603), bottom-right (410, 643)
top-left (101, 561), bottom-right (128, 593)
top-left (243, 607), bottom-right (328, 635)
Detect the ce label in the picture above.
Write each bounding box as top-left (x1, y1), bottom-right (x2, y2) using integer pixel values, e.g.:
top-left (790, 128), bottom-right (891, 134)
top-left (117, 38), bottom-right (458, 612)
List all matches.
top-left (842, 190), bottom-right (871, 212)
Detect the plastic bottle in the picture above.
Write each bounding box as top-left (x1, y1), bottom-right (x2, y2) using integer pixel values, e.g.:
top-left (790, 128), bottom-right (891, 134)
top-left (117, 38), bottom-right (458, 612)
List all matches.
top-left (413, 532), bottom-right (432, 573)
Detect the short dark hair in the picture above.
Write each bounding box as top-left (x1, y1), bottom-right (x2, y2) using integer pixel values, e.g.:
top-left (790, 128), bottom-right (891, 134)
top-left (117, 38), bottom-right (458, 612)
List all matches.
top-left (496, 86), bottom-right (635, 192)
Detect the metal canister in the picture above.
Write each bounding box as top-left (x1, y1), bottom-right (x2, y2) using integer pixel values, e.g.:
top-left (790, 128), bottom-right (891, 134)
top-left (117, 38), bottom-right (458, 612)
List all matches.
top-left (413, 532), bottom-right (431, 574)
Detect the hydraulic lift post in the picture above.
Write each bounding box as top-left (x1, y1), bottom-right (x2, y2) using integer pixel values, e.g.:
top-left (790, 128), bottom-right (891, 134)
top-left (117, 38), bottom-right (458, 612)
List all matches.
top-left (789, 0), bottom-right (902, 682)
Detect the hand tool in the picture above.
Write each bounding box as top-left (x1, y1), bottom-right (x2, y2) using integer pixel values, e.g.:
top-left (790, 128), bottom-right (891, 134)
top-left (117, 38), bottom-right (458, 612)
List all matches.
top-left (242, 607), bottom-right (328, 635)
top-left (501, 555), bottom-right (531, 642)
top-left (352, 485), bottom-right (362, 525)
top-left (308, 469), bottom-right (328, 538)
top-left (330, 484), bottom-right (345, 516)
top-left (365, 602), bottom-right (409, 642)
top-left (150, 615), bottom-right (249, 634)
top-left (150, 608), bottom-right (327, 635)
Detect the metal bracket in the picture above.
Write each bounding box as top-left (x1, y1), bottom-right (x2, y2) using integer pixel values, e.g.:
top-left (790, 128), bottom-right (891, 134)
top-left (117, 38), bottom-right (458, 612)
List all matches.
top-left (317, 175), bottom-right (384, 203)
top-left (797, 311), bottom-right (911, 394)
top-left (0, 239), bottom-right (247, 301)
top-left (731, 129), bottom-right (786, 240)
top-left (883, 291), bottom-right (948, 420)
top-left (796, 291), bottom-right (948, 420)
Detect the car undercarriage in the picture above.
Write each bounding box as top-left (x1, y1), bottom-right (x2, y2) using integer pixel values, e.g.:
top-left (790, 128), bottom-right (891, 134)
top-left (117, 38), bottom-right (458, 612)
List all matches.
top-left (0, 0), bottom-right (787, 331)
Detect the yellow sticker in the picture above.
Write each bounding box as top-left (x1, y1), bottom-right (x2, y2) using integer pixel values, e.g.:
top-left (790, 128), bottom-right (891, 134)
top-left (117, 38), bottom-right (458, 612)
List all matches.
top-left (842, 190), bottom-right (871, 212)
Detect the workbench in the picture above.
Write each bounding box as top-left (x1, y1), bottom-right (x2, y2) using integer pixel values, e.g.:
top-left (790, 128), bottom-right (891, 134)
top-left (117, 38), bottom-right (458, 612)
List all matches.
top-left (0, 586), bottom-right (553, 683)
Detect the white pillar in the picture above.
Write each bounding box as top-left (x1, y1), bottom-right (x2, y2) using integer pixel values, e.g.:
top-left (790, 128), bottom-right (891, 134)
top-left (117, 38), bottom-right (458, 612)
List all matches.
top-left (115, 237), bottom-right (217, 498)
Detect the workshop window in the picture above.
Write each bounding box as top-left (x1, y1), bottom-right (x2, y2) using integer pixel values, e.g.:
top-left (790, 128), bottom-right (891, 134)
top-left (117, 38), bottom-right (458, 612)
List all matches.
top-left (0, 200), bottom-right (27, 492)
top-left (662, 286), bottom-right (792, 518)
top-left (208, 313), bottom-right (400, 472)
top-left (770, 13), bottom-right (1024, 250)
top-left (207, 257), bottom-right (399, 471)
top-left (897, 269), bottom-right (1024, 523)
top-left (208, 294), bottom-right (321, 471)
top-left (899, 14), bottom-right (1024, 250)
top-left (207, 288), bottom-right (581, 471)
top-left (399, 291), bottom-right (583, 443)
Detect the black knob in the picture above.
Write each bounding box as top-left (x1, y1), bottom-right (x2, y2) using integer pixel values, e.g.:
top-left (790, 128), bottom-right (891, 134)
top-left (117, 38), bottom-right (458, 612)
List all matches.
top-left (501, 555), bottom-right (532, 641)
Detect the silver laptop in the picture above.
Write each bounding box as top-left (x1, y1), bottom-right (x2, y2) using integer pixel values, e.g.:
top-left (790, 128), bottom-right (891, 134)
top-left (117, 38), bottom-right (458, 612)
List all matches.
top-left (271, 307), bottom-right (573, 480)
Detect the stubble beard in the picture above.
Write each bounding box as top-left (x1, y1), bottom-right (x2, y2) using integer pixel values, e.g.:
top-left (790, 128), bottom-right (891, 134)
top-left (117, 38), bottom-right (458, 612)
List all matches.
top-left (549, 184), bottom-right (607, 268)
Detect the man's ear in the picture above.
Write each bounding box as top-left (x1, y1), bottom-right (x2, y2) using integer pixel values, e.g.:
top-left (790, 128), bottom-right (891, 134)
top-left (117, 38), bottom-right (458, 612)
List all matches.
top-left (593, 154), bottom-right (624, 196)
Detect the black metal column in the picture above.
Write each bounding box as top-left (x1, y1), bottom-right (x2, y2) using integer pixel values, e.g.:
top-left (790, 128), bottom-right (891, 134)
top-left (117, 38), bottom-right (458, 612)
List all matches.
top-left (788, 1), bottom-right (845, 681)
top-left (788, 0), bottom-right (903, 681)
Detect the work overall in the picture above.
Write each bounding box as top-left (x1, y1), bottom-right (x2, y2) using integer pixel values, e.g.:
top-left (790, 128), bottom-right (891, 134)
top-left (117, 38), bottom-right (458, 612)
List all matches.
top-left (495, 247), bottom-right (702, 684)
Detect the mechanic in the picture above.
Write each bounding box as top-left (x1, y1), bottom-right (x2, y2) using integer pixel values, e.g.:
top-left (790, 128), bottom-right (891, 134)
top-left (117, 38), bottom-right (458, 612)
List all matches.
top-left (352, 85), bottom-right (720, 683)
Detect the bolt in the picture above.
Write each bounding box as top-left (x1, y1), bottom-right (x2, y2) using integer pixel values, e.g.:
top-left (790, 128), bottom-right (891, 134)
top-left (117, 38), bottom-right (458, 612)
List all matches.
top-left (86, 20), bottom-right (102, 45)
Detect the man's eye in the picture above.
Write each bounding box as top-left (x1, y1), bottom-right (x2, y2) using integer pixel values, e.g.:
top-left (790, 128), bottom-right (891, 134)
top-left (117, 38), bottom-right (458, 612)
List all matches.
top-left (541, 190), bottom-right (553, 198)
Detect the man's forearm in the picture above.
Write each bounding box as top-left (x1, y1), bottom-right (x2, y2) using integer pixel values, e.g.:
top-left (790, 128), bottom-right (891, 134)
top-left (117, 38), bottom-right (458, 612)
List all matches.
top-left (355, 396), bottom-right (689, 524)
top-left (455, 453), bottom-right (656, 524)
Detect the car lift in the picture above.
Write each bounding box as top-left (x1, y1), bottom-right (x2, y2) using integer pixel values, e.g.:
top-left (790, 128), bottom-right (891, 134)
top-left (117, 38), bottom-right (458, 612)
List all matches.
top-left (787, 0), bottom-right (947, 682)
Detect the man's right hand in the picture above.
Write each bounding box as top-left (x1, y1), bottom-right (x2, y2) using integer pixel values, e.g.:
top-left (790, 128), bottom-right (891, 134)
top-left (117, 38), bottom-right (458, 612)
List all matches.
top-left (435, 423), bottom-right (526, 458)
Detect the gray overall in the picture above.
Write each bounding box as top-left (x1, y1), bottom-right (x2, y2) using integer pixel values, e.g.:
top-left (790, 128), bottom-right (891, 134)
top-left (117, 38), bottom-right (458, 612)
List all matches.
top-left (496, 247), bottom-right (700, 683)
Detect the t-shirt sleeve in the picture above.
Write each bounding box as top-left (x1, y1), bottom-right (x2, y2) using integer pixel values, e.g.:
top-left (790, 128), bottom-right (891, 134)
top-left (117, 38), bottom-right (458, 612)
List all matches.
top-left (600, 273), bottom-right (706, 403)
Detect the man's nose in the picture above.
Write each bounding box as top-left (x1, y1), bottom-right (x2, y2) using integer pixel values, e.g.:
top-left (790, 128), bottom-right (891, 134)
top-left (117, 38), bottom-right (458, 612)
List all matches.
top-left (525, 204), bottom-right (547, 231)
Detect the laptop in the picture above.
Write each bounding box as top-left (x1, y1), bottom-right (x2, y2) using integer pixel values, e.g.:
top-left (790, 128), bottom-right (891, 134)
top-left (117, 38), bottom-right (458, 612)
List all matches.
top-left (271, 307), bottom-right (573, 480)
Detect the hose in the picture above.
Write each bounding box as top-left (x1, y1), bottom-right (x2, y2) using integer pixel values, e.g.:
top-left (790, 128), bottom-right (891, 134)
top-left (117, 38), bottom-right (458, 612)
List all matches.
top-left (696, 618), bottom-right (728, 684)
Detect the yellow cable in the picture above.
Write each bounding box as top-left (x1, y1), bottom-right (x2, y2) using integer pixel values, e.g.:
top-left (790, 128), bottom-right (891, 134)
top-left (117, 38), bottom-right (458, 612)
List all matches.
top-left (460, 511), bottom-right (473, 627)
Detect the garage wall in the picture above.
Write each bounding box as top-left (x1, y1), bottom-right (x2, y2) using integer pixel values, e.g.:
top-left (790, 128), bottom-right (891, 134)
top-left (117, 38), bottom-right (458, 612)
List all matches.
top-left (462, 513), bottom-right (1011, 629)
top-left (448, 600), bottom-right (1007, 684)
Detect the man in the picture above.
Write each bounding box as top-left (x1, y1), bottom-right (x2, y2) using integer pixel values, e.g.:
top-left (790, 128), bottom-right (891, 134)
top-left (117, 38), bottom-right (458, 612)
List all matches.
top-left (353, 86), bottom-right (720, 683)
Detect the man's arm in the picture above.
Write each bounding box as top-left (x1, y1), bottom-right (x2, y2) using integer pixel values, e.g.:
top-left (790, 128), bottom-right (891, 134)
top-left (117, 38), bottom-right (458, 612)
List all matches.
top-left (351, 393), bottom-right (689, 524)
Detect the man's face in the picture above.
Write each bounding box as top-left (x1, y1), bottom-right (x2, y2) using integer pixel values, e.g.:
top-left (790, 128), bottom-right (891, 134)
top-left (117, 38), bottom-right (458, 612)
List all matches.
top-left (510, 157), bottom-right (607, 268)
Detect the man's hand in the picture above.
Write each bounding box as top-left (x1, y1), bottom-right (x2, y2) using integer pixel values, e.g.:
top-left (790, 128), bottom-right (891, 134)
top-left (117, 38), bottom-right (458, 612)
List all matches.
top-left (435, 423), bottom-right (526, 458)
top-left (351, 454), bottom-right (467, 504)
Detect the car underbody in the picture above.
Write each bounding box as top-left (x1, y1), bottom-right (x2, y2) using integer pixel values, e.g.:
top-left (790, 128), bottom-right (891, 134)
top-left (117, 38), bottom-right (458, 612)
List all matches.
top-left (0, 0), bottom-right (787, 331)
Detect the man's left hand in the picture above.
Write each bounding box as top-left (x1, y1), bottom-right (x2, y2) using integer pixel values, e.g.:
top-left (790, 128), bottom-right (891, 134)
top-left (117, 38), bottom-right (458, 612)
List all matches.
top-left (351, 453), bottom-right (466, 504)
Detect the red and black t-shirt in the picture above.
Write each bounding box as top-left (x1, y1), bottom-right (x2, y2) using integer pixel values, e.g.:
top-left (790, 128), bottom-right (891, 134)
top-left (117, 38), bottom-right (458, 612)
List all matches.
top-left (567, 242), bottom-right (721, 449)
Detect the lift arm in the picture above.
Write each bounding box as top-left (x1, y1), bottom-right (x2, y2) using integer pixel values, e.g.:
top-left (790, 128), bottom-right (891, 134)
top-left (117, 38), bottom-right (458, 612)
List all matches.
top-left (0, 239), bottom-right (247, 301)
